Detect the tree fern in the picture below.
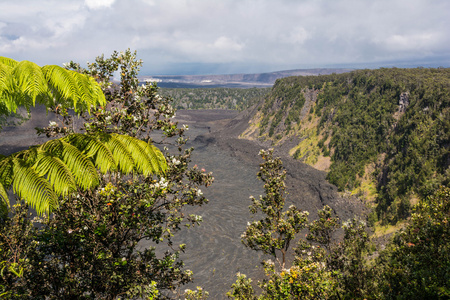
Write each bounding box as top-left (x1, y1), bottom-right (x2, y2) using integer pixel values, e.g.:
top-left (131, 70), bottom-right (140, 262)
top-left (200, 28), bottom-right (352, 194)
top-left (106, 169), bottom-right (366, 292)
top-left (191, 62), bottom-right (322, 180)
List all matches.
top-left (42, 138), bottom-right (100, 190)
top-left (34, 151), bottom-right (77, 197)
top-left (0, 133), bottom-right (166, 215)
top-left (100, 133), bottom-right (134, 174)
top-left (111, 133), bottom-right (167, 176)
top-left (0, 63), bottom-right (16, 112)
top-left (0, 156), bottom-right (14, 191)
top-left (0, 180), bottom-right (9, 209)
top-left (12, 158), bottom-right (58, 215)
top-left (64, 134), bottom-right (117, 175)
top-left (140, 141), bottom-right (167, 174)
top-left (13, 60), bottom-right (50, 106)
top-left (0, 57), bottom-right (105, 115)
top-left (42, 65), bottom-right (79, 108)
top-left (0, 57), bottom-right (18, 68)
top-left (0, 156), bottom-right (12, 213)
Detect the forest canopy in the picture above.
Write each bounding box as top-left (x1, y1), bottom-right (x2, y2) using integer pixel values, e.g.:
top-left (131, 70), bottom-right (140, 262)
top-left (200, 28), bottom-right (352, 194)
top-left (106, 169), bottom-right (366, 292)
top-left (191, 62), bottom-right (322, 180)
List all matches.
top-left (253, 68), bottom-right (450, 223)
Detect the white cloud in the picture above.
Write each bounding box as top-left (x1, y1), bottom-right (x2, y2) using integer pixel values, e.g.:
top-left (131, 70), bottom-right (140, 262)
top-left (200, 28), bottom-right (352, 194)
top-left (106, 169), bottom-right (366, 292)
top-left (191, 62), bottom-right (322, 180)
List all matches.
top-left (85, 0), bottom-right (115, 9)
top-left (211, 36), bottom-right (244, 51)
top-left (0, 0), bottom-right (449, 73)
top-left (281, 27), bottom-right (310, 45)
top-left (382, 32), bottom-right (442, 52)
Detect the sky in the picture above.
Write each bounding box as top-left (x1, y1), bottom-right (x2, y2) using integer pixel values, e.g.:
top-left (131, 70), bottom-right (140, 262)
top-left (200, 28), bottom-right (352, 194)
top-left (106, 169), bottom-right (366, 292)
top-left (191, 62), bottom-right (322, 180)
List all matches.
top-left (1, 0), bottom-right (449, 75)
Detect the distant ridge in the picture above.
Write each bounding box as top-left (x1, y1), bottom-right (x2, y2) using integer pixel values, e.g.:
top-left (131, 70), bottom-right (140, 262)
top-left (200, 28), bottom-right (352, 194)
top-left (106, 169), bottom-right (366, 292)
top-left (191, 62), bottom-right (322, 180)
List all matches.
top-left (139, 68), bottom-right (354, 88)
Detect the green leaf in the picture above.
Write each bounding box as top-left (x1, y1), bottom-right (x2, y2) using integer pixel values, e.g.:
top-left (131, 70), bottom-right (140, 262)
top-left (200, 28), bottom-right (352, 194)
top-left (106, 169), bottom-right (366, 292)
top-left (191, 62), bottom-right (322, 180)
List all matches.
top-left (34, 151), bottom-right (77, 197)
top-left (1, 57), bottom-right (105, 115)
top-left (63, 133), bottom-right (116, 175)
top-left (0, 62), bottom-right (17, 112)
top-left (0, 181), bottom-right (9, 210)
top-left (42, 65), bottom-right (79, 107)
top-left (12, 158), bottom-right (58, 215)
top-left (101, 133), bottom-right (134, 174)
top-left (0, 57), bottom-right (19, 68)
top-left (12, 60), bottom-right (50, 106)
top-left (112, 134), bottom-right (165, 176)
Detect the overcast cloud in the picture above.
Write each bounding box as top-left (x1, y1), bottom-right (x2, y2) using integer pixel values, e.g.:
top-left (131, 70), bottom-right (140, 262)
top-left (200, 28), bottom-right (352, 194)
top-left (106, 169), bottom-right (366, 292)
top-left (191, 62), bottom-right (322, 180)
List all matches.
top-left (1, 0), bottom-right (449, 74)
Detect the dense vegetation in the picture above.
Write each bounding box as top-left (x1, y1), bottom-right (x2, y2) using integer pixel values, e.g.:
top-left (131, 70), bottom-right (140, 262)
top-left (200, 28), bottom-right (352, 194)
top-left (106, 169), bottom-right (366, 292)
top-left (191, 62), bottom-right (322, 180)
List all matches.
top-left (159, 87), bottom-right (269, 111)
top-left (229, 150), bottom-right (450, 299)
top-left (252, 68), bottom-right (450, 223)
top-left (0, 51), bottom-right (213, 299)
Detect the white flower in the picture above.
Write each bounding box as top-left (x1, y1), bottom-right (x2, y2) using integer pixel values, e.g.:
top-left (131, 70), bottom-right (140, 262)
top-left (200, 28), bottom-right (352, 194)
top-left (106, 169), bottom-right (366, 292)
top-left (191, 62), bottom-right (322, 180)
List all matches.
top-left (197, 189), bottom-right (203, 196)
top-left (183, 124), bottom-right (189, 131)
top-left (172, 158), bottom-right (181, 165)
top-left (49, 121), bottom-right (57, 127)
top-left (266, 259), bottom-right (274, 266)
top-left (158, 177), bottom-right (168, 188)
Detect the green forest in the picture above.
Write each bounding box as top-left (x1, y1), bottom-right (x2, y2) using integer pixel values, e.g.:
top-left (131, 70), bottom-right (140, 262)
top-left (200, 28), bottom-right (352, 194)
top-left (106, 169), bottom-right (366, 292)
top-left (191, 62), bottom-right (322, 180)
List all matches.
top-left (159, 87), bottom-right (269, 111)
top-left (1, 52), bottom-right (449, 299)
top-left (253, 68), bottom-right (450, 224)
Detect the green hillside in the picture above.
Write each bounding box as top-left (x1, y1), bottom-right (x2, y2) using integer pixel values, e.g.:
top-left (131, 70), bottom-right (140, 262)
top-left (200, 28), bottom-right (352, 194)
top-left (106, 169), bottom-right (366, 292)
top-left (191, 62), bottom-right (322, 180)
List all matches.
top-left (159, 87), bottom-right (270, 111)
top-left (244, 68), bottom-right (450, 223)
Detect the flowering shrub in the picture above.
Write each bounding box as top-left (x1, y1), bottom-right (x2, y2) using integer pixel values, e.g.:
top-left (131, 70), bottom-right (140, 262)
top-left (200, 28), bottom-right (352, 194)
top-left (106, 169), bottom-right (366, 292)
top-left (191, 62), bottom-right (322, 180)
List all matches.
top-left (0, 50), bottom-right (213, 299)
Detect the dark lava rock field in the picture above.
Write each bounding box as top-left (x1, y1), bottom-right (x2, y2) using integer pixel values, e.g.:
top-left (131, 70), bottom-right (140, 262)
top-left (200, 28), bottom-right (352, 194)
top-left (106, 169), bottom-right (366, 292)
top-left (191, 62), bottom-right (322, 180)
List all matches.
top-left (0, 108), bottom-right (366, 299)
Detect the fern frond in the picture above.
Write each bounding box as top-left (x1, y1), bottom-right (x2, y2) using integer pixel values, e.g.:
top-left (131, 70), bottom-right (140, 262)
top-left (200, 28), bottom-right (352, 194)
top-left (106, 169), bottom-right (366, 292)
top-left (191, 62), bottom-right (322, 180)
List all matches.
top-left (0, 156), bottom-right (14, 189)
top-left (0, 181), bottom-right (9, 209)
top-left (101, 134), bottom-right (135, 174)
top-left (34, 151), bottom-right (77, 197)
top-left (42, 65), bottom-right (79, 108)
top-left (0, 57), bottom-right (18, 68)
top-left (72, 71), bottom-right (101, 113)
top-left (111, 134), bottom-right (166, 176)
top-left (1, 57), bottom-right (105, 116)
top-left (140, 141), bottom-right (167, 174)
top-left (42, 65), bottom-right (106, 112)
top-left (89, 75), bottom-right (106, 106)
top-left (132, 137), bottom-right (167, 174)
top-left (41, 138), bottom-right (99, 190)
top-left (63, 133), bottom-right (116, 174)
top-left (12, 158), bottom-right (57, 215)
top-left (0, 63), bottom-right (12, 90)
top-left (12, 60), bottom-right (49, 106)
top-left (0, 63), bottom-right (17, 113)
top-left (0, 132), bottom-right (166, 215)
top-left (0, 155), bottom-right (13, 208)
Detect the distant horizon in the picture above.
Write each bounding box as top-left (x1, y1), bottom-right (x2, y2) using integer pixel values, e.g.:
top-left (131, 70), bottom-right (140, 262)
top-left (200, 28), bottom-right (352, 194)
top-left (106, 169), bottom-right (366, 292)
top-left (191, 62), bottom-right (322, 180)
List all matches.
top-left (140, 60), bottom-right (449, 77)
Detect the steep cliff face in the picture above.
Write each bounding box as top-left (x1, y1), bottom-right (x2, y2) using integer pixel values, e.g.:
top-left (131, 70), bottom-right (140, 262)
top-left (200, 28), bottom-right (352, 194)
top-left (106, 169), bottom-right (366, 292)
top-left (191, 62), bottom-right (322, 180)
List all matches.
top-left (238, 68), bottom-right (450, 223)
